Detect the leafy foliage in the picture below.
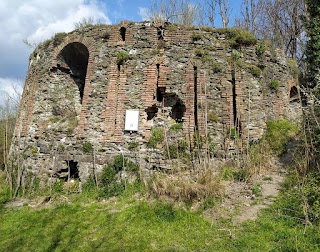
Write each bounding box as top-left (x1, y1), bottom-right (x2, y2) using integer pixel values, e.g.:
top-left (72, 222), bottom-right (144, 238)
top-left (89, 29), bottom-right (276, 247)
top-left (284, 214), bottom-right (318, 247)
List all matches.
top-left (265, 119), bottom-right (298, 155)
top-left (82, 142), bottom-right (93, 153)
top-left (147, 128), bottom-right (164, 148)
top-left (116, 51), bottom-right (129, 65)
top-left (216, 28), bottom-right (257, 48)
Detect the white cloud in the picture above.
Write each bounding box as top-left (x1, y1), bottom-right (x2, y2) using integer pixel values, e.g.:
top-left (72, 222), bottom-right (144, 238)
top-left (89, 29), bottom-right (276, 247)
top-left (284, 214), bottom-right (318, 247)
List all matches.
top-left (0, 0), bottom-right (111, 88)
top-left (138, 7), bottom-right (150, 21)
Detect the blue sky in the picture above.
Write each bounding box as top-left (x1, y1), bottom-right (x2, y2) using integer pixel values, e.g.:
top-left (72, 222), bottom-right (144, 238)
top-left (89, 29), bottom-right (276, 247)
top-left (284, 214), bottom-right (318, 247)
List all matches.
top-left (0, 0), bottom-right (241, 102)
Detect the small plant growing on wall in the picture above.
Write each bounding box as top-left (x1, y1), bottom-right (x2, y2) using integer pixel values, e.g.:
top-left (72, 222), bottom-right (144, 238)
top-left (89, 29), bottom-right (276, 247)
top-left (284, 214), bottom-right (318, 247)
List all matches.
top-left (192, 32), bottom-right (202, 41)
top-left (247, 64), bottom-right (262, 77)
top-left (147, 128), bottom-right (164, 148)
top-left (256, 42), bottom-right (266, 58)
top-left (116, 51), bottom-right (129, 65)
top-left (82, 142), bottom-right (93, 153)
top-left (169, 123), bottom-right (183, 131)
top-left (128, 141), bottom-right (139, 150)
top-left (228, 128), bottom-right (239, 139)
top-left (269, 80), bottom-right (280, 90)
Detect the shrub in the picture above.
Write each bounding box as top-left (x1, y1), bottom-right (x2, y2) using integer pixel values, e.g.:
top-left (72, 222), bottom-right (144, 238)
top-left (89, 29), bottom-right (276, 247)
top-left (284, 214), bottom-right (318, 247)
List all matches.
top-left (208, 113), bottom-right (219, 122)
top-left (82, 142), bottom-right (93, 153)
top-left (216, 28), bottom-right (257, 48)
top-left (302, 173), bottom-right (320, 223)
top-left (288, 59), bottom-right (299, 80)
top-left (265, 119), bottom-right (298, 155)
top-left (128, 141), bottom-right (139, 150)
top-left (98, 155), bottom-right (139, 198)
top-left (57, 144), bottom-right (65, 153)
top-left (169, 123), bottom-right (183, 131)
top-left (247, 64), bottom-right (262, 77)
top-left (166, 140), bottom-right (188, 159)
top-left (192, 32), bottom-right (202, 41)
top-left (256, 42), bottom-right (266, 58)
top-left (147, 128), bottom-right (164, 148)
top-left (231, 49), bottom-right (242, 62)
top-left (228, 128), bottom-right (239, 139)
top-left (201, 56), bottom-right (223, 73)
top-left (116, 51), bottom-right (129, 65)
top-left (53, 32), bottom-right (67, 46)
top-left (195, 48), bottom-right (206, 57)
top-left (269, 80), bottom-right (280, 90)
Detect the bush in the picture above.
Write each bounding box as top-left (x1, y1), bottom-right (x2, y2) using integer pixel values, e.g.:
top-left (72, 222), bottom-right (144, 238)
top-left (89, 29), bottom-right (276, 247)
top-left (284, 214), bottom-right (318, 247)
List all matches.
top-left (269, 80), bottom-right (280, 90)
top-left (116, 51), bottom-right (129, 65)
top-left (169, 123), bottom-right (183, 131)
top-left (99, 155), bottom-right (140, 198)
top-left (192, 32), bottom-right (202, 41)
top-left (246, 64), bottom-right (262, 77)
top-left (128, 141), bottom-right (139, 150)
top-left (82, 142), bottom-right (93, 153)
top-left (302, 173), bottom-right (320, 223)
top-left (265, 119), bottom-right (298, 155)
top-left (256, 42), bottom-right (266, 58)
top-left (147, 128), bottom-right (164, 148)
top-left (166, 140), bottom-right (188, 159)
top-left (216, 28), bottom-right (257, 48)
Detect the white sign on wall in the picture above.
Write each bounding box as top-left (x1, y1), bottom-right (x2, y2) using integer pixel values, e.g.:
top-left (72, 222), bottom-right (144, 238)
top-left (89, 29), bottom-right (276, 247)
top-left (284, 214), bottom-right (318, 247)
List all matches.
top-left (124, 109), bottom-right (139, 131)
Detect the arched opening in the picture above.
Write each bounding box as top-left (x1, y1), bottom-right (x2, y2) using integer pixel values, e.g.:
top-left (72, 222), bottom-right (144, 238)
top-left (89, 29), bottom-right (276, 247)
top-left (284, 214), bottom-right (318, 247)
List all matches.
top-left (290, 86), bottom-right (299, 103)
top-left (58, 42), bottom-right (89, 103)
top-left (120, 27), bottom-right (126, 41)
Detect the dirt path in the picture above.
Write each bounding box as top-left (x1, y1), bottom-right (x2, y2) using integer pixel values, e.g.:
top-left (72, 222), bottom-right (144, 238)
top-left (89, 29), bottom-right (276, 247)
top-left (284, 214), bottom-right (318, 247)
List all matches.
top-left (232, 173), bottom-right (285, 224)
top-left (203, 169), bottom-right (287, 224)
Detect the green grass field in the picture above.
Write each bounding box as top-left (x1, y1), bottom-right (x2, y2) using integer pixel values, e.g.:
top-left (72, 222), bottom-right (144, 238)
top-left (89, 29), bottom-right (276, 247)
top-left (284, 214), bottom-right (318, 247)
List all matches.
top-left (1, 181), bottom-right (320, 252)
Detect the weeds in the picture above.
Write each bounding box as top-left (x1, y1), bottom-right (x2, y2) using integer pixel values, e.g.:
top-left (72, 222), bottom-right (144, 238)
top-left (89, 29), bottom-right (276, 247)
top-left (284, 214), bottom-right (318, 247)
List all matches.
top-left (147, 128), bottom-right (164, 148)
top-left (116, 51), bottom-right (129, 65)
top-left (146, 169), bottom-right (224, 203)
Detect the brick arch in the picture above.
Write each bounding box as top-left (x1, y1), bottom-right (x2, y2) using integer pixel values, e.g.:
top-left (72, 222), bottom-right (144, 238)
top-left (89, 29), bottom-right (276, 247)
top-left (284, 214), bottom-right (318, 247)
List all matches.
top-left (52, 37), bottom-right (96, 134)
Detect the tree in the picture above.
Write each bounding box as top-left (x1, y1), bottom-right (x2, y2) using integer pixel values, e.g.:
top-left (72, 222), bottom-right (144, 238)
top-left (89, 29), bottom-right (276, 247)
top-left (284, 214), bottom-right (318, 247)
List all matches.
top-left (305, 0), bottom-right (320, 87)
top-left (149, 0), bottom-right (202, 25)
top-left (217, 0), bottom-right (230, 28)
top-left (204, 0), bottom-right (216, 27)
top-left (235, 0), bottom-right (262, 36)
top-left (235, 0), bottom-right (306, 69)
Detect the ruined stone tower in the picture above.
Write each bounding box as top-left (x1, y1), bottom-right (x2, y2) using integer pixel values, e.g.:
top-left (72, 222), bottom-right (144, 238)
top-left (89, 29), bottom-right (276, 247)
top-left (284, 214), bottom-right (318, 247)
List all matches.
top-left (10, 21), bottom-right (300, 182)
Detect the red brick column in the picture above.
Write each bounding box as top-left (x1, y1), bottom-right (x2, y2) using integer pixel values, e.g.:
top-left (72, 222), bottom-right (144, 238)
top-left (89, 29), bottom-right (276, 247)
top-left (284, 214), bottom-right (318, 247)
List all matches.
top-left (183, 62), bottom-right (195, 144)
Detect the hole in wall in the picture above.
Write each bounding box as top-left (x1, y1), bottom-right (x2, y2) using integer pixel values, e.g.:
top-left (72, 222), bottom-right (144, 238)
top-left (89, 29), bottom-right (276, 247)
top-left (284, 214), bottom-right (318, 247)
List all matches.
top-left (157, 87), bottom-right (166, 102)
top-left (164, 94), bottom-right (186, 122)
top-left (120, 27), bottom-right (126, 41)
top-left (145, 104), bottom-right (158, 120)
top-left (66, 160), bottom-right (79, 179)
top-left (58, 42), bottom-right (89, 104)
top-left (289, 86), bottom-right (299, 102)
top-left (157, 26), bottom-right (164, 40)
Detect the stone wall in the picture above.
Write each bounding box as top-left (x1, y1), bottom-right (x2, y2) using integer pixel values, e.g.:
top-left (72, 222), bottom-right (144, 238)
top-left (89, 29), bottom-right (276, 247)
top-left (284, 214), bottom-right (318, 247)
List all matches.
top-left (10, 21), bottom-right (301, 183)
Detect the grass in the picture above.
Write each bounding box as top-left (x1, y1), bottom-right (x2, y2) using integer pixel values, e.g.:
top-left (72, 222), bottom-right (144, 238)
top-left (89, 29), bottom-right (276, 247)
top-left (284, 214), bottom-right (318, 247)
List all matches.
top-left (1, 174), bottom-right (320, 251)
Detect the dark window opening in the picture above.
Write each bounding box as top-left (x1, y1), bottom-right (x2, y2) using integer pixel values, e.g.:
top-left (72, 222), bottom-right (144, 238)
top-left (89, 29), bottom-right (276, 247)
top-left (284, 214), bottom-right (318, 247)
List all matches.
top-left (290, 86), bottom-right (299, 102)
top-left (157, 26), bottom-right (164, 40)
top-left (164, 93), bottom-right (186, 122)
top-left (194, 66), bottom-right (198, 130)
top-left (157, 87), bottom-right (166, 102)
top-left (58, 42), bottom-right (89, 104)
top-left (120, 27), bottom-right (126, 41)
top-left (57, 160), bottom-right (79, 181)
top-left (66, 160), bottom-right (79, 179)
top-left (145, 104), bottom-right (158, 120)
